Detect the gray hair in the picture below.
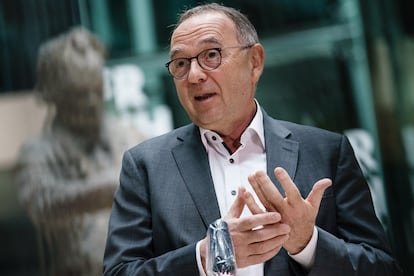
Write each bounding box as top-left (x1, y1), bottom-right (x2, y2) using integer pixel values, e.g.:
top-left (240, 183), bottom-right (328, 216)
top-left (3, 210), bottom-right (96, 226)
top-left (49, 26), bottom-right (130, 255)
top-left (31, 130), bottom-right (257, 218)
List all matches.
top-left (174, 3), bottom-right (259, 45)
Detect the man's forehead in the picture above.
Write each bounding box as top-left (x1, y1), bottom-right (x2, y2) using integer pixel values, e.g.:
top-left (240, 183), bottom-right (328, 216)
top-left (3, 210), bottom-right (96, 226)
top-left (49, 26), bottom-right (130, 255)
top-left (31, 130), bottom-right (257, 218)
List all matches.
top-left (169, 36), bottom-right (221, 57)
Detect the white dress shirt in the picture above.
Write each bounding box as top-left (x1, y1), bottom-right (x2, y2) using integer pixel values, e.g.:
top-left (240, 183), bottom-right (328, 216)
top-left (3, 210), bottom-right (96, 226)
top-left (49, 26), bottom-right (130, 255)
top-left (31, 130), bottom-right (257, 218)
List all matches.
top-left (196, 103), bottom-right (317, 275)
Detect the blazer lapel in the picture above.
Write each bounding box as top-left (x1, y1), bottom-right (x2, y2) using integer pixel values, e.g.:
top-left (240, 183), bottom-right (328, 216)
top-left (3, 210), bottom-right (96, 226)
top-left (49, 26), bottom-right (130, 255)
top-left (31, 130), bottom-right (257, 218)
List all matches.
top-left (263, 110), bottom-right (299, 197)
top-left (171, 125), bottom-right (221, 228)
top-left (262, 110), bottom-right (299, 273)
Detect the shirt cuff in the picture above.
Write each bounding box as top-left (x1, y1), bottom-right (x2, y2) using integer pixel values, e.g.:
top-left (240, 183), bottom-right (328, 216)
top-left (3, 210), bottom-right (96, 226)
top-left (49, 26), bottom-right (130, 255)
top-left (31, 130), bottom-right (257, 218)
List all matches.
top-left (288, 226), bottom-right (318, 270)
top-left (196, 240), bottom-right (207, 276)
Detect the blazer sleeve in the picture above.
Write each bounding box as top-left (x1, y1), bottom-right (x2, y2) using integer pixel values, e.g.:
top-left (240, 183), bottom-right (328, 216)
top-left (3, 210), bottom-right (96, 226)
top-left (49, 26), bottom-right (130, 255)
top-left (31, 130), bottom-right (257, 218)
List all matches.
top-left (103, 150), bottom-right (199, 276)
top-left (308, 135), bottom-right (402, 275)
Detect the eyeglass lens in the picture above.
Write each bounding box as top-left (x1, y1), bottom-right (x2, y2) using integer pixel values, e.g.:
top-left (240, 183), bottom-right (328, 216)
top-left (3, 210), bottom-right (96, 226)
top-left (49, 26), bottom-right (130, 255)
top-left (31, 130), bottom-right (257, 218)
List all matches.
top-left (168, 48), bottom-right (222, 79)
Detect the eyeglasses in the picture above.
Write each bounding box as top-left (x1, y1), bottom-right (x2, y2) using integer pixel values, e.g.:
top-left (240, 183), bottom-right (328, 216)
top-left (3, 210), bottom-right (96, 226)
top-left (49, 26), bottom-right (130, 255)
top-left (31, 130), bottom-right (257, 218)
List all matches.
top-left (165, 45), bottom-right (254, 79)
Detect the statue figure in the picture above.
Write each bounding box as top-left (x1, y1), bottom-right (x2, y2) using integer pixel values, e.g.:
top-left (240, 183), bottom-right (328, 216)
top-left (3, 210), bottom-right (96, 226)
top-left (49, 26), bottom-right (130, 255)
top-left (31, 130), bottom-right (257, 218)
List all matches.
top-left (15, 27), bottom-right (140, 276)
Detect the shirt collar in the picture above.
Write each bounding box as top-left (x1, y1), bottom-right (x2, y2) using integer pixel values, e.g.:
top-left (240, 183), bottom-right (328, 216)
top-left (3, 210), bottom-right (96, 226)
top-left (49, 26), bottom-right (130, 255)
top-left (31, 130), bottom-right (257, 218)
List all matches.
top-left (199, 100), bottom-right (265, 153)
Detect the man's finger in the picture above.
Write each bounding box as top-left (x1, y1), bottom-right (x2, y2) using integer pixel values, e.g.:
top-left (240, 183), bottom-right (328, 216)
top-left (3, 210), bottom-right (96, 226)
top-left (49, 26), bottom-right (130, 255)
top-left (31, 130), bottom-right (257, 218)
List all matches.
top-left (237, 212), bottom-right (282, 231)
top-left (243, 190), bottom-right (265, 215)
top-left (306, 178), bottom-right (332, 209)
top-left (274, 167), bottom-right (302, 203)
top-left (224, 187), bottom-right (247, 220)
top-left (249, 171), bottom-right (284, 211)
top-left (248, 172), bottom-right (267, 208)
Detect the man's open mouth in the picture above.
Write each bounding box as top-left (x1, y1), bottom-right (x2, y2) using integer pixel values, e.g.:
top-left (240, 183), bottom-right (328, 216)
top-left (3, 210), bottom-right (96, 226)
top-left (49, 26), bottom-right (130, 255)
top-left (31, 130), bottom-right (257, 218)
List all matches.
top-left (195, 93), bottom-right (216, 101)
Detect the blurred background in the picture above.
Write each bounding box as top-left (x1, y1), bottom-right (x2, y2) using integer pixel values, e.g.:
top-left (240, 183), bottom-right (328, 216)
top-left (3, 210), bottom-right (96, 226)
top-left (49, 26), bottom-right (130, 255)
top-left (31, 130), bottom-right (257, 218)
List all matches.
top-left (0, 0), bottom-right (413, 275)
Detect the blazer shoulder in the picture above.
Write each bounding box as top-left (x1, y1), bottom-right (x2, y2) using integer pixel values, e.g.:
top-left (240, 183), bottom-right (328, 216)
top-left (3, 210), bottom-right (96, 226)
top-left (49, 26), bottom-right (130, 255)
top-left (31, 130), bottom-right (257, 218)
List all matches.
top-left (262, 109), bottom-right (342, 142)
top-left (276, 119), bottom-right (343, 142)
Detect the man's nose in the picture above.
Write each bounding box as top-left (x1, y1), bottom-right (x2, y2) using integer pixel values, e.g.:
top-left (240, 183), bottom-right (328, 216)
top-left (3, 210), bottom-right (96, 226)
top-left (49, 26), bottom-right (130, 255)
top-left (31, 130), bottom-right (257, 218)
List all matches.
top-left (187, 58), bottom-right (206, 83)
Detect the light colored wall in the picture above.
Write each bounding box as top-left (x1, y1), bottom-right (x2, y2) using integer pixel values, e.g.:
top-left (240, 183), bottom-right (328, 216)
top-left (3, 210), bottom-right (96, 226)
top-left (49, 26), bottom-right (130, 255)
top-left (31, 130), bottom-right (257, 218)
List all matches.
top-left (0, 92), bottom-right (48, 169)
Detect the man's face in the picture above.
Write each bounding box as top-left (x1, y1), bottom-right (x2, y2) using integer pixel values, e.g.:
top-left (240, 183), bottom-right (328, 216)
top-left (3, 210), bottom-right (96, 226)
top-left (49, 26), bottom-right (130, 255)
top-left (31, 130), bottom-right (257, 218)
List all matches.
top-left (170, 12), bottom-right (263, 136)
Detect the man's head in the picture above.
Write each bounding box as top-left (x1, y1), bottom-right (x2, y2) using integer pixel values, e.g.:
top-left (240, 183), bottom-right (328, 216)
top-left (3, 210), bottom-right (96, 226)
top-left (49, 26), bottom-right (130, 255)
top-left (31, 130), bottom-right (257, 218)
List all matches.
top-left (168, 3), bottom-right (265, 136)
top-left (36, 27), bottom-right (106, 138)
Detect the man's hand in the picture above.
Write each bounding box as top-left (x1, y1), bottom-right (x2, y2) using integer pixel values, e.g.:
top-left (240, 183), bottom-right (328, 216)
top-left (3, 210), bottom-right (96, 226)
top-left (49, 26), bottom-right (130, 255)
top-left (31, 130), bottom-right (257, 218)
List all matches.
top-left (200, 187), bottom-right (290, 270)
top-left (248, 167), bottom-right (332, 254)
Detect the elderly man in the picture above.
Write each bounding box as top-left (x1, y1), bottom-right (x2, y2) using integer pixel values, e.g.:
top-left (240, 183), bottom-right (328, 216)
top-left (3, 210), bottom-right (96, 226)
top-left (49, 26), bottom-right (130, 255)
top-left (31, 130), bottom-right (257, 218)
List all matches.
top-left (103, 3), bottom-right (401, 275)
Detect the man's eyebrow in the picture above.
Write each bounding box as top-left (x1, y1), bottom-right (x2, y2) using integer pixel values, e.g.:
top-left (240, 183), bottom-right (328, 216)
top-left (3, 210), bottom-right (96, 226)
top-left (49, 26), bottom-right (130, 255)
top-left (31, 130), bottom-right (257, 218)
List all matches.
top-left (169, 37), bottom-right (222, 59)
top-left (169, 48), bottom-right (180, 59)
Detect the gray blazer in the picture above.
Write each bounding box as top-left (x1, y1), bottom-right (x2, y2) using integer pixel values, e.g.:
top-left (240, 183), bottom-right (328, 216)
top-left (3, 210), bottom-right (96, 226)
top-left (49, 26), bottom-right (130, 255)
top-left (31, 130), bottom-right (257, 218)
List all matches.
top-left (103, 110), bottom-right (401, 275)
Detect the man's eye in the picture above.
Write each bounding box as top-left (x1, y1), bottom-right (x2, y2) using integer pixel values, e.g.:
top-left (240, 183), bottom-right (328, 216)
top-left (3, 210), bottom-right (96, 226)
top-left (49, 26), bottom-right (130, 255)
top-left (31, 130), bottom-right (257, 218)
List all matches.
top-left (205, 50), bottom-right (219, 60)
top-left (175, 59), bottom-right (187, 68)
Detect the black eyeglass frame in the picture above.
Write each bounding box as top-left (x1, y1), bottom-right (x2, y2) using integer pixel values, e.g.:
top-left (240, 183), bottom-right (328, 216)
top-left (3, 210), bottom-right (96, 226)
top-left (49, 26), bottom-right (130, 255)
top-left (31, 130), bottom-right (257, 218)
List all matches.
top-left (165, 44), bottom-right (254, 79)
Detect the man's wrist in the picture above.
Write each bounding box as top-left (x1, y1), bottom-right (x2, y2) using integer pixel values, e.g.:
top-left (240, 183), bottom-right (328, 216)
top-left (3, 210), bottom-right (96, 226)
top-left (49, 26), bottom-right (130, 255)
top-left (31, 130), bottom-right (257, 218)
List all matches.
top-left (288, 226), bottom-right (318, 270)
top-left (196, 240), bottom-right (208, 276)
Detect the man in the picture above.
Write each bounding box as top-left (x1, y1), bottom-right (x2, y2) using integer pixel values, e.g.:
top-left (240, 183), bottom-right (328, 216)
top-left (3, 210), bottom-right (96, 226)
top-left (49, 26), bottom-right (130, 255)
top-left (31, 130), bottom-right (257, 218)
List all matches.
top-left (103, 3), bottom-right (401, 275)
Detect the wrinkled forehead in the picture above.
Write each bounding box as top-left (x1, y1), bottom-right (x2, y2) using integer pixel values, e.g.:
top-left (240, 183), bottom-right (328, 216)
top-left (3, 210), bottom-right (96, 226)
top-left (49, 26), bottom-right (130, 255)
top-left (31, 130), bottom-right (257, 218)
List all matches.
top-left (170, 12), bottom-right (238, 56)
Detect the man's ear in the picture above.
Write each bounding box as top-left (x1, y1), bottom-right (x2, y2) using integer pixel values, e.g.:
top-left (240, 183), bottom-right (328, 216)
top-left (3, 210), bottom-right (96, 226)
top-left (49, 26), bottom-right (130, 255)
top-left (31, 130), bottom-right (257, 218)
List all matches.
top-left (250, 43), bottom-right (265, 83)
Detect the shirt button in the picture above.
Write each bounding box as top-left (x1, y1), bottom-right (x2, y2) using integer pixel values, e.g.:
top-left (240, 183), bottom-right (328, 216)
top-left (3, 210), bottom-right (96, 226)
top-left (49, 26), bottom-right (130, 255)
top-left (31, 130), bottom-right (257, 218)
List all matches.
top-left (212, 135), bottom-right (217, 141)
top-left (231, 190), bottom-right (237, 196)
top-left (229, 158), bottom-right (234, 164)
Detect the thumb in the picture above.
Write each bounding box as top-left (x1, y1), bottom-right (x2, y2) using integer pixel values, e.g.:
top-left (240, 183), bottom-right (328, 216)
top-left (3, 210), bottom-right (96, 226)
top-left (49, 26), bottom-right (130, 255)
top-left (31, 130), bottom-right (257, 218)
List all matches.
top-left (224, 187), bottom-right (246, 220)
top-left (306, 178), bottom-right (332, 209)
